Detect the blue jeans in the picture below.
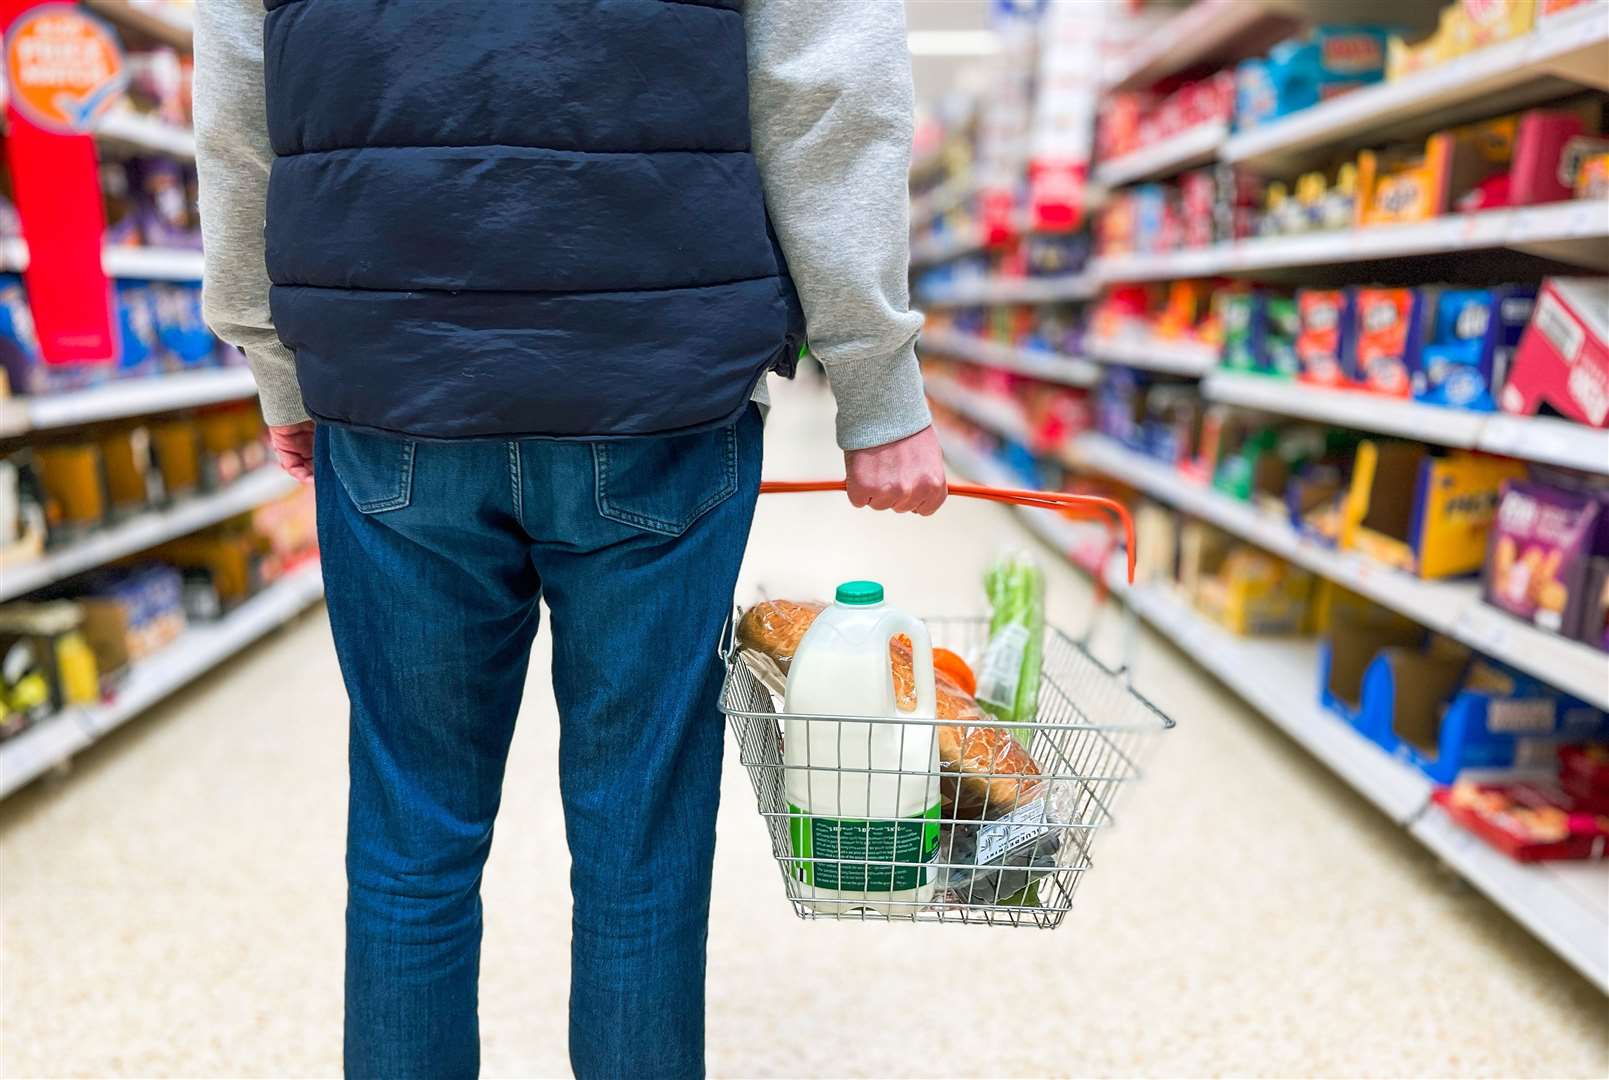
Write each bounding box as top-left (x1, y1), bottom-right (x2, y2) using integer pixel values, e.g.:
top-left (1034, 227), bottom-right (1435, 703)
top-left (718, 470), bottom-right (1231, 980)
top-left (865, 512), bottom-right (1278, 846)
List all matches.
top-left (314, 407), bottom-right (763, 1080)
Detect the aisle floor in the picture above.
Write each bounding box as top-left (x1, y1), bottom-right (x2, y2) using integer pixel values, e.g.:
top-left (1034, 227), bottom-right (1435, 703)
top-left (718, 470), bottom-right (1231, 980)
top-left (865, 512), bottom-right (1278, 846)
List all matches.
top-left (3, 380), bottom-right (1606, 1078)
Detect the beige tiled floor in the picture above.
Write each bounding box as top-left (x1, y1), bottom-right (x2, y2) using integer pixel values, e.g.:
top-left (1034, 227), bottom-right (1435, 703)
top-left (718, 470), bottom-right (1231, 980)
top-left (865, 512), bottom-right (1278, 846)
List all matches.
top-left (3, 379), bottom-right (1607, 1078)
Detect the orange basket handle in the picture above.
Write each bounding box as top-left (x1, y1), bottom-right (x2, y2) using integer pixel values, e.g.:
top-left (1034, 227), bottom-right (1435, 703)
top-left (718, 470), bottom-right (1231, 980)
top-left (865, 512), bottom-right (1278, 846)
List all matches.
top-left (758, 480), bottom-right (1135, 585)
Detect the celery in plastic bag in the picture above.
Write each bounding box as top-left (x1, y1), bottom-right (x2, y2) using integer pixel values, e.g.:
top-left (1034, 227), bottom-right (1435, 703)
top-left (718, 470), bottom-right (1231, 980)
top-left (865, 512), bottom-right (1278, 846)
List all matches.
top-left (975, 549), bottom-right (1045, 744)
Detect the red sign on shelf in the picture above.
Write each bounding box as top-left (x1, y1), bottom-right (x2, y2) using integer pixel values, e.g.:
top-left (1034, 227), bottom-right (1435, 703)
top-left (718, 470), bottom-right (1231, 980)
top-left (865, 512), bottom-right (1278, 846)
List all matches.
top-left (1, 0), bottom-right (122, 366)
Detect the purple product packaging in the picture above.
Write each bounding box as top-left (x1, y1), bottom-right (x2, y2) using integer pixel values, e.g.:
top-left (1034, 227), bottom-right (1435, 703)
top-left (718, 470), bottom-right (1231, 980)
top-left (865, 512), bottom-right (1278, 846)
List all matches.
top-left (1484, 481), bottom-right (1609, 646)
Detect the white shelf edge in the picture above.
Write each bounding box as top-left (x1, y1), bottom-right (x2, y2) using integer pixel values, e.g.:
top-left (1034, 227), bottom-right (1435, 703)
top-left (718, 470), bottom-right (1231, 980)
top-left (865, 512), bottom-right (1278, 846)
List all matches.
top-left (0, 368), bottom-right (259, 437)
top-left (1094, 120), bottom-right (1227, 188)
top-left (1203, 370), bottom-right (1609, 475)
top-left (1102, 0), bottom-right (1270, 92)
top-left (1222, 5), bottom-right (1609, 170)
top-left (911, 227), bottom-right (986, 268)
top-left (1411, 804), bottom-right (1608, 992)
top-left (0, 241), bottom-right (204, 281)
top-left (918, 272), bottom-right (1098, 308)
top-left (94, 111), bottom-right (196, 159)
top-left (1084, 334), bottom-right (1218, 376)
top-left (0, 468), bottom-right (298, 601)
top-left (0, 562), bottom-right (323, 800)
top-left (923, 376), bottom-right (1035, 445)
top-left (920, 330), bottom-right (1100, 388)
top-left (1069, 432), bottom-right (1609, 710)
top-left (943, 428), bottom-right (1607, 994)
top-left (1092, 199), bottom-right (1609, 282)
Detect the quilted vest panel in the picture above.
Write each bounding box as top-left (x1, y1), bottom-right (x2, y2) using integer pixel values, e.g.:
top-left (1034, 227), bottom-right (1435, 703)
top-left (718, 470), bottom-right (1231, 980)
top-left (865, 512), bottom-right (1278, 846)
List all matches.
top-left (262, 0), bottom-right (803, 439)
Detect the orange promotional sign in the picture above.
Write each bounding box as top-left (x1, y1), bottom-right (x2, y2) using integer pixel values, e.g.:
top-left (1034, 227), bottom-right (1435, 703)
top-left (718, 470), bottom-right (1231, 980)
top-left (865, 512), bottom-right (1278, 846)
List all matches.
top-left (3, 4), bottom-right (124, 134)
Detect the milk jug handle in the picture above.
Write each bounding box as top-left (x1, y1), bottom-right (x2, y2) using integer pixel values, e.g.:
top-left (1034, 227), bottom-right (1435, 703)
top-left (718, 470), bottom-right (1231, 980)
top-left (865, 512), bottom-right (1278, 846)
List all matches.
top-left (879, 610), bottom-right (936, 718)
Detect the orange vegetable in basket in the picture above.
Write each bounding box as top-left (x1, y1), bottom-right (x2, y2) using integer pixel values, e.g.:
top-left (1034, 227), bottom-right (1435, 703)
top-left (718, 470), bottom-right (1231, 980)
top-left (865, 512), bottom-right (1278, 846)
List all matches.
top-left (932, 647), bottom-right (976, 697)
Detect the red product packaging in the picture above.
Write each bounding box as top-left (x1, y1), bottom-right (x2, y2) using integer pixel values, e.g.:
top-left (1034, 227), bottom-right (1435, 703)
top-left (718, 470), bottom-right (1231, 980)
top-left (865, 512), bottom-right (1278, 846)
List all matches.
top-left (1559, 744), bottom-right (1609, 811)
top-left (1500, 277), bottom-right (1609, 428)
top-left (1354, 287), bottom-right (1430, 397)
top-left (1434, 780), bottom-right (1609, 862)
top-left (1510, 109), bottom-right (1589, 206)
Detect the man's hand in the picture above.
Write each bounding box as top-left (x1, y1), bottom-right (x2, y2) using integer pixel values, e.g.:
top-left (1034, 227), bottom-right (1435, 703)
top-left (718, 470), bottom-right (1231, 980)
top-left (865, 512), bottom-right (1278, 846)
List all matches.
top-left (844, 425), bottom-right (948, 515)
top-left (269, 421), bottom-right (316, 484)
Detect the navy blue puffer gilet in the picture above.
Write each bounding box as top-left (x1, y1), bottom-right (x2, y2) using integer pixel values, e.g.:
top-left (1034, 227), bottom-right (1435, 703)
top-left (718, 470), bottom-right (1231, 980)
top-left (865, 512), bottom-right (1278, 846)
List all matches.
top-left (261, 0), bottom-right (804, 440)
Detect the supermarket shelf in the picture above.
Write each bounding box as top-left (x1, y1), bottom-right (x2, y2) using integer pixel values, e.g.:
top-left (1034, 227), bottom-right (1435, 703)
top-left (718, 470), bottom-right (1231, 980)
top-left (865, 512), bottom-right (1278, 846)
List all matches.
top-left (923, 376), bottom-right (1033, 445)
top-left (920, 329), bottom-right (1100, 388)
top-left (1094, 121), bottom-right (1227, 188)
top-left (1203, 371), bottom-right (1609, 475)
top-left (1101, 0), bottom-right (1296, 92)
top-left (0, 561), bottom-right (324, 800)
top-left (910, 175), bottom-right (975, 233)
top-left (83, 0), bottom-right (193, 50)
top-left (1204, 371), bottom-right (1484, 446)
top-left (1130, 581), bottom-right (1436, 822)
top-left (0, 240), bottom-right (204, 281)
top-left (1084, 333), bottom-right (1218, 376)
top-left (0, 468), bottom-right (297, 602)
top-left (1068, 432), bottom-right (1609, 710)
top-left (948, 430), bottom-right (1608, 990)
top-left (911, 227), bottom-right (986, 268)
top-left (1223, 3), bottom-right (1609, 175)
top-left (1092, 199), bottom-right (1609, 281)
top-left (1410, 804), bottom-right (1609, 992)
top-left (918, 272), bottom-right (1098, 308)
top-left (0, 367), bottom-right (258, 438)
top-left (94, 110), bottom-right (196, 159)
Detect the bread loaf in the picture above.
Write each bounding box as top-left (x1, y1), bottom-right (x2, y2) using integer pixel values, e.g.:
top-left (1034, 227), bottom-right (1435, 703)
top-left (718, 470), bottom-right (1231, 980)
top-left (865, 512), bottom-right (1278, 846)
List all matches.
top-left (736, 600), bottom-right (825, 671)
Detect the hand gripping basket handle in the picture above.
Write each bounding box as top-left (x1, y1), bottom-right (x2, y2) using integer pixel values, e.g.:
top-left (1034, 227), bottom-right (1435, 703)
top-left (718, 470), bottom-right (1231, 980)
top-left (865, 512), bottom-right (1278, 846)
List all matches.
top-left (758, 480), bottom-right (1136, 585)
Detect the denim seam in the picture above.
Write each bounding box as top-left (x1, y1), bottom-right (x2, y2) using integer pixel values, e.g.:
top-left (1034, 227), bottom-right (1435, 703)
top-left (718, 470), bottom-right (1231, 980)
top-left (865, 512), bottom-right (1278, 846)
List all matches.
top-left (507, 441), bottom-right (523, 524)
top-left (592, 426), bottom-right (737, 536)
top-left (342, 439), bottom-right (415, 513)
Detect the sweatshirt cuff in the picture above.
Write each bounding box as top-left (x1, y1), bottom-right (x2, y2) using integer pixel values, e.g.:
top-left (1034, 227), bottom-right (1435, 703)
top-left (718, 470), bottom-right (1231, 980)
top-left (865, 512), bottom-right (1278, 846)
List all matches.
top-left (244, 341), bottom-right (311, 427)
top-left (823, 340), bottom-right (933, 451)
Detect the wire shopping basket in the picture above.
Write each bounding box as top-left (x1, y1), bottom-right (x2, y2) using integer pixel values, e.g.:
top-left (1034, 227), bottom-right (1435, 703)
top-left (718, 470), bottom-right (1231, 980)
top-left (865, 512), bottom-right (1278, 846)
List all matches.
top-left (721, 481), bottom-right (1175, 928)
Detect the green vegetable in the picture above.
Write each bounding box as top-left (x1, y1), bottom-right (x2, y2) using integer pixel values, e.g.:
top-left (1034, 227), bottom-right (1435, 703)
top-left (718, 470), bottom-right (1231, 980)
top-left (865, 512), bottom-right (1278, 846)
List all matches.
top-left (976, 549), bottom-right (1045, 744)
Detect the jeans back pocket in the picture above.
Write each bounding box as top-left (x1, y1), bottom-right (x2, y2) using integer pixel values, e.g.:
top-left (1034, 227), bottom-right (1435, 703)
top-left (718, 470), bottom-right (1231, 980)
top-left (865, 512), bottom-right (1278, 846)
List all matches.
top-left (325, 426), bottom-right (416, 514)
top-left (593, 424), bottom-right (738, 536)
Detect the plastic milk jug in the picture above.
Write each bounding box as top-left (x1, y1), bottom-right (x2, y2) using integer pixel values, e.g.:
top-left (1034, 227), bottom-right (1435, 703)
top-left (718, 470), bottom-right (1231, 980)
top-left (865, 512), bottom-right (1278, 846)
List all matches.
top-left (782, 581), bottom-right (941, 914)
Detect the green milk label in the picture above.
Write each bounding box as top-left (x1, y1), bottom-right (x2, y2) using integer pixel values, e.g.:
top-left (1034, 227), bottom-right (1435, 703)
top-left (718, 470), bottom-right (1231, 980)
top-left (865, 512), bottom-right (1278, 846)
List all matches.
top-left (788, 803), bottom-right (942, 891)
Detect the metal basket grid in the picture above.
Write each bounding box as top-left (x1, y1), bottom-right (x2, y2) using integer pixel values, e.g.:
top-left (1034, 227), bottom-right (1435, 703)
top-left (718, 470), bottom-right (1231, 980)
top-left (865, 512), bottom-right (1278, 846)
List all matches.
top-left (721, 614), bottom-right (1173, 928)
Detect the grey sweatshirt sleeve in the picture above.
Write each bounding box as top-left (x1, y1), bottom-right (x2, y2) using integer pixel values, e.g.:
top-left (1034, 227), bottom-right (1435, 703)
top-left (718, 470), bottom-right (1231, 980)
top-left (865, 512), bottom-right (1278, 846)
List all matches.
top-left (744, 0), bottom-right (931, 451)
top-left (192, 0), bottom-right (308, 427)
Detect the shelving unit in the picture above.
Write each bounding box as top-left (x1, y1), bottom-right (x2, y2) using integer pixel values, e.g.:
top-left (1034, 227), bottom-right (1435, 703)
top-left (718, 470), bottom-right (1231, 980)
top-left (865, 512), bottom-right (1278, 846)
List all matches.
top-left (1094, 198), bottom-right (1609, 281)
top-left (924, 374), bottom-right (1034, 444)
top-left (1100, 0), bottom-right (1298, 92)
top-left (918, 272), bottom-right (1097, 307)
top-left (0, 367), bottom-right (258, 438)
top-left (0, 561), bottom-right (323, 800)
top-left (1223, 4), bottom-right (1609, 174)
top-left (1067, 432), bottom-right (1609, 711)
top-left (95, 110), bottom-right (196, 159)
top-left (0, 239), bottom-right (204, 281)
top-left (83, 0), bottom-right (193, 50)
top-left (1083, 333), bottom-right (1219, 376)
top-left (919, 328), bottom-right (1099, 387)
top-left (1204, 371), bottom-right (1609, 475)
top-left (911, 227), bottom-right (987, 268)
top-left (935, 423), bottom-right (1609, 992)
top-left (0, 468), bottom-right (297, 602)
top-left (1093, 120), bottom-right (1227, 188)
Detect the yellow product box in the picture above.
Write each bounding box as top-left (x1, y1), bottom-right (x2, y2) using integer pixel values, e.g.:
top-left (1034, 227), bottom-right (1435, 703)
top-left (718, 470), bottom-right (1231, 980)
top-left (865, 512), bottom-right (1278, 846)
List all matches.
top-left (36, 443), bottom-right (106, 530)
top-left (1195, 547), bottom-right (1316, 637)
top-left (1356, 116), bottom-right (1516, 226)
top-left (1341, 441), bottom-right (1527, 579)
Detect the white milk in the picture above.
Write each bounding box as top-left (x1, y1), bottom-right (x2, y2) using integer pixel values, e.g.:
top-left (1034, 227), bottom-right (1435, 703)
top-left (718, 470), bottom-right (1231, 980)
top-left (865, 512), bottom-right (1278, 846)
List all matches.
top-left (782, 580), bottom-right (941, 914)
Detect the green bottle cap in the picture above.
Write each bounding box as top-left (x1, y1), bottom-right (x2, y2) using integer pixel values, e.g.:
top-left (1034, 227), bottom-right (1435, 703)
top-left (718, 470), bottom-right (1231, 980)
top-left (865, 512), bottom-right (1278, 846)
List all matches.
top-left (835, 580), bottom-right (884, 606)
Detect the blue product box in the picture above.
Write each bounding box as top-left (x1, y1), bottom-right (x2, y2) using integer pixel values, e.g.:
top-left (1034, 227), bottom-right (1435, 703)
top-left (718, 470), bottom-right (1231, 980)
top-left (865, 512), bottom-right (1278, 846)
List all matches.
top-left (1414, 286), bottom-right (1537, 412)
top-left (154, 284), bottom-right (217, 370)
top-left (116, 280), bottom-right (162, 378)
top-left (1235, 27), bottom-right (1391, 131)
top-left (1320, 640), bottom-right (1609, 784)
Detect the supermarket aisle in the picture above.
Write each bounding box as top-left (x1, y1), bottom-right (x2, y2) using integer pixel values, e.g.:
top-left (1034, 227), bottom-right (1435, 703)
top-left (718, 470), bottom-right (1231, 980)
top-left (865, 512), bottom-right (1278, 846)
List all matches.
top-left (2, 380), bottom-right (1606, 1079)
